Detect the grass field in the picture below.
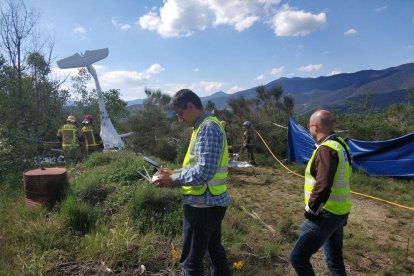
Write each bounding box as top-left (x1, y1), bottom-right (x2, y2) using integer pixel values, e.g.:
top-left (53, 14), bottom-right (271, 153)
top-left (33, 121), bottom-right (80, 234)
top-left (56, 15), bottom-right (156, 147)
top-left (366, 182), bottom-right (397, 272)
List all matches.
top-left (0, 151), bottom-right (413, 275)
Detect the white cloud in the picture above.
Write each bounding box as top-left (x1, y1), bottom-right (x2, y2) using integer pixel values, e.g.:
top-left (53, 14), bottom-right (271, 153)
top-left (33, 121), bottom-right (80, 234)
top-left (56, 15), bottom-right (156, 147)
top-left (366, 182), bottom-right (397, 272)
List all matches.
top-left (161, 81), bottom-right (224, 97)
top-left (272, 4), bottom-right (326, 36)
top-left (255, 74), bottom-right (264, 81)
top-left (375, 6), bottom-right (387, 12)
top-left (73, 26), bottom-right (86, 34)
top-left (194, 68), bottom-right (200, 72)
top-left (53, 63), bottom-right (230, 99)
top-left (329, 70), bottom-right (342, 76)
top-left (101, 71), bottom-right (150, 85)
top-left (270, 66), bottom-right (284, 77)
top-left (229, 86), bottom-right (242, 93)
top-left (200, 81), bottom-right (223, 92)
top-left (111, 17), bottom-right (131, 30)
top-left (52, 63), bottom-right (166, 101)
top-left (145, 63), bottom-right (165, 74)
top-left (138, 0), bottom-right (281, 38)
top-left (100, 64), bottom-right (164, 89)
top-left (344, 28), bottom-right (357, 35)
top-left (298, 64), bottom-right (323, 72)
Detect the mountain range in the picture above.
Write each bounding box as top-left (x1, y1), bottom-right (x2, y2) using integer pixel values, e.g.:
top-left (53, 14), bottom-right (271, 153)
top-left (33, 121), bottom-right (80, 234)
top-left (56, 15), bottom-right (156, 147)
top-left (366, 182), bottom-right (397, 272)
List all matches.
top-left (128, 63), bottom-right (414, 113)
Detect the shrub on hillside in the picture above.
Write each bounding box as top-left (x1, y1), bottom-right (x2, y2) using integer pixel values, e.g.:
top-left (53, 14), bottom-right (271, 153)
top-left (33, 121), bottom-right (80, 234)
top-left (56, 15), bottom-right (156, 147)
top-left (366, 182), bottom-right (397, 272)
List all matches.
top-left (99, 154), bottom-right (145, 185)
top-left (76, 180), bottom-right (112, 207)
top-left (127, 106), bottom-right (176, 156)
top-left (80, 151), bottom-right (121, 168)
top-left (130, 184), bottom-right (182, 236)
top-left (152, 138), bottom-right (177, 163)
top-left (60, 195), bottom-right (97, 234)
top-left (0, 125), bottom-right (16, 181)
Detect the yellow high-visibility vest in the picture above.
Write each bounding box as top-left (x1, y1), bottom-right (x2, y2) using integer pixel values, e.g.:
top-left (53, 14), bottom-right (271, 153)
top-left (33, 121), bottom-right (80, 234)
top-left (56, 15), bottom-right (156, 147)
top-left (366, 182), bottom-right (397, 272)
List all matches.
top-left (181, 116), bottom-right (229, 196)
top-left (81, 125), bottom-right (100, 149)
top-left (304, 137), bottom-right (352, 215)
top-left (59, 124), bottom-right (80, 149)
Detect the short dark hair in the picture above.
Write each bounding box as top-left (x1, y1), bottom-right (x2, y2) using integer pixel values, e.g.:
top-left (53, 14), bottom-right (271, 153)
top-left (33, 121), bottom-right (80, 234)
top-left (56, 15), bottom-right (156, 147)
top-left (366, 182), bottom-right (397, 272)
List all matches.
top-left (171, 89), bottom-right (203, 110)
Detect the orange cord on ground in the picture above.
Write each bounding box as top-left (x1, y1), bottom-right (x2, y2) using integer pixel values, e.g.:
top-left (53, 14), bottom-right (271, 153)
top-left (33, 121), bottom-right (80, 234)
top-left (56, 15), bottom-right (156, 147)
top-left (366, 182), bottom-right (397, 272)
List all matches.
top-left (254, 129), bottom-right (414, 212)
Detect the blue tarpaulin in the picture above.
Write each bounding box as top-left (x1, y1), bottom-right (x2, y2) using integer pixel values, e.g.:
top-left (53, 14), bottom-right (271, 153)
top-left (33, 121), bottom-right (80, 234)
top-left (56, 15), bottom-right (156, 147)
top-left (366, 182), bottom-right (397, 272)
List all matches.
top-left (287, 119), bottom-right (414, 178)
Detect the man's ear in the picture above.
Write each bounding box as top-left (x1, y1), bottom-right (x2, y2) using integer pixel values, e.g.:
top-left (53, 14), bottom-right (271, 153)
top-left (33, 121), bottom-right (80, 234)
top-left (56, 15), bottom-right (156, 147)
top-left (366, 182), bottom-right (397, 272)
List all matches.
top-left (186, 102), bottom-right (195, 111)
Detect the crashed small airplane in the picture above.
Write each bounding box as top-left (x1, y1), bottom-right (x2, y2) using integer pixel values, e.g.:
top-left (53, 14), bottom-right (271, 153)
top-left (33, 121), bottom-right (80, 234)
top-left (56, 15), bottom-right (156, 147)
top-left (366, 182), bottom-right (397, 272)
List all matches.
top-left (57, 48), bottom-right (125, 150)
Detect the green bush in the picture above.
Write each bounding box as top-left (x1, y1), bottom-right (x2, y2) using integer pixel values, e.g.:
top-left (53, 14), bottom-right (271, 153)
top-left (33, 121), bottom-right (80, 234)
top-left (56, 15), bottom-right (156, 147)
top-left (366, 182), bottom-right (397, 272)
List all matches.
top-left (100, 154), bottom-right (144, 185)
top-left (80, 221), bottom-right (139, 267)
top-left (0, 126), bottom-right (15, 181)
top-left (126, 106), bottom-right (179, 160)
top-left (152, 138), bottom-right (177, 163)
top-left (129, 184), bottom-right (182, 236)
top-left (76, 182), bottom-right (111, 207)
top-left (69, 166), bottom-right (111, 206)
top-left (81, 151), bottom-right (120, 168)
top-left (59, 195), bottom-right (97, 234)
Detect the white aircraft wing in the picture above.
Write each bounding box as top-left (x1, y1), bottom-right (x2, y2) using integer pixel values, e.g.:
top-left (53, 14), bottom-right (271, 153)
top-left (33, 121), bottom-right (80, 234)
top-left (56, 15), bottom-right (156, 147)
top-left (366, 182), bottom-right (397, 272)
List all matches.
top-left (57, 48), bottom-right (109, 69)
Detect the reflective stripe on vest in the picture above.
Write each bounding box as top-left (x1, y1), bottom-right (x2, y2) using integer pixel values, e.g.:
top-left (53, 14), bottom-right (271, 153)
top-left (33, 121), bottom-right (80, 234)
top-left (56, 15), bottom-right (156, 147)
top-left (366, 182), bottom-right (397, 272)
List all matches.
top-left (61, 124), bottom-right (79, 149)
top-left (304, 137), bottom-right (352, 215)
top-left (181, 116), bottom-right (229, 196)
top-left (82, 125), bottom-right (100, 149)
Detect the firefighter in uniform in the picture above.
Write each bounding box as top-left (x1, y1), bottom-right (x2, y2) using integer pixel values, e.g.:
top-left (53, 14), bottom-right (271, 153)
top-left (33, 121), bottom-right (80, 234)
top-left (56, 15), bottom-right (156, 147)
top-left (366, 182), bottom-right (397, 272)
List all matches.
top-left (81, 114), bottom-right (103, 155)
top-left (220, 120), bottom-right (233, 153)
top-left (242, 121), bottom-right (256, 165)
top-left (57, 115), bottom-right (83, 165)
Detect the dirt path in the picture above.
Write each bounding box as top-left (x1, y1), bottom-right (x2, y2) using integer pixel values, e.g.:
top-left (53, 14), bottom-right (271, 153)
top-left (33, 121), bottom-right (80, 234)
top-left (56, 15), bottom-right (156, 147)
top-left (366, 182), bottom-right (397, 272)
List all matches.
top-left (228, 166), bottom-right (414, 275)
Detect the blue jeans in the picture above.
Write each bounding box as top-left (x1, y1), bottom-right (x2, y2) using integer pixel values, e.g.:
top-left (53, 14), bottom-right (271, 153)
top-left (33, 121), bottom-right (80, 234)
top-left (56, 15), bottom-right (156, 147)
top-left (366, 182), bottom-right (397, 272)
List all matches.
top-left (290, 210), bottom-right (349, 276)
top-left (180, 205), bottom-right (230, 276)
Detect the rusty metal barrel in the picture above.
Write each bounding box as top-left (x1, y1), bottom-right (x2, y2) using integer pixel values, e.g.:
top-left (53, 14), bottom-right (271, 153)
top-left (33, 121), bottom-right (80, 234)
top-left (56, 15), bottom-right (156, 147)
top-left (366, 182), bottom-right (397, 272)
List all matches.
top-left (23, 167), bottom-right (68, 208)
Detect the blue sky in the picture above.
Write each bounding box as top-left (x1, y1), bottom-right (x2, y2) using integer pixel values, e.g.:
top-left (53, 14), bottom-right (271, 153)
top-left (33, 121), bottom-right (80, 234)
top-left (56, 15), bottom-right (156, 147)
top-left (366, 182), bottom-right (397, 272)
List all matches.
top-left (24, 0), bottom-right (414, 101)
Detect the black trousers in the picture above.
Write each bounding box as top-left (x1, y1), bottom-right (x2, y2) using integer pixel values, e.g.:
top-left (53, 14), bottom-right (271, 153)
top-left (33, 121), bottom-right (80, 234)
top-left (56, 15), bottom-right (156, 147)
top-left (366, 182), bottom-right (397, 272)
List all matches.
top-left (180, 205), bottom-right (230, 276)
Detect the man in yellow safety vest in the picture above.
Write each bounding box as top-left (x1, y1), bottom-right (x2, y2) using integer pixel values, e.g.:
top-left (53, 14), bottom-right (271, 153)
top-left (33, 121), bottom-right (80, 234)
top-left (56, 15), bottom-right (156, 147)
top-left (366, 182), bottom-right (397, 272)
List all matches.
top-left (152, 89), bottom-right (231, 276)
top-left (290, 109), bottom-right (352, 275)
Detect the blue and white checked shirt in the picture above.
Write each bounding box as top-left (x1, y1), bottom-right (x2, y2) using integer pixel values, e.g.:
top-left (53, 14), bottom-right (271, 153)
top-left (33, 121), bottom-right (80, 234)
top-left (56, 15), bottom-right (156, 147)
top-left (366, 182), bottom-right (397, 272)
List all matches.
top-left (171, 113), bottom-right (231, 207)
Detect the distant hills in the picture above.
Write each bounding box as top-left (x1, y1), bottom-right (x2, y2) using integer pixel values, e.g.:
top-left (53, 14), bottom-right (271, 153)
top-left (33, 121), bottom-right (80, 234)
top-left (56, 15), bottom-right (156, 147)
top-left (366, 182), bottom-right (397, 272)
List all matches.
top-left (128, 63), bottom-right (414, 113)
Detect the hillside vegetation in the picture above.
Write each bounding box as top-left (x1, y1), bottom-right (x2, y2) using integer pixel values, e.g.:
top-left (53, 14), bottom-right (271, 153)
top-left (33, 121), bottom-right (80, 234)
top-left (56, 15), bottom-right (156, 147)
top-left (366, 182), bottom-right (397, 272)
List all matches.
top-left (0, 151), bottom-right (413, 275)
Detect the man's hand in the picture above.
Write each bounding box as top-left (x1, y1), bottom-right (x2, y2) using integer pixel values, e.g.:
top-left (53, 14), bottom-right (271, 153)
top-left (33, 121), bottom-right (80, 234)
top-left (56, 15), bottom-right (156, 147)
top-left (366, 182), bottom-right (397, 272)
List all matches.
top-left (152, 168), bottom-right (173, 188)
top-left (304, 204), bottom-right (319, 220)
top-left (304, 211), bottom-right (317, 220)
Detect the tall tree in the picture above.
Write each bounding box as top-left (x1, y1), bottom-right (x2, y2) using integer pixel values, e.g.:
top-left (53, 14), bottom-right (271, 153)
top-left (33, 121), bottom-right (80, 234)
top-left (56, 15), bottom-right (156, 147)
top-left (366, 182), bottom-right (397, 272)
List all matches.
top-left (283, 95), bottom-right (295, 122)
top-left (126, 89), bottom-right (179, 162)
top-left (227, 96), bottom-right (255, 120)
top-left (0, 0), bottom-right (69, 165)
top-left (406, 87), bottom-right (414, 107)
top-left (269, 85), bottom-right (283, 106)
top-left (143, 87), bottom-right (171, 111)
top-left (205, 100), bottom-right (216, 112)
top-left (26, 51), bottom-right (69, 139)
top-left (69, 68), bottom-right (127, 129)
top-left (255, 85), bottom-right (269, 109)
top-left (0, 0), bottom-right (39, 115)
